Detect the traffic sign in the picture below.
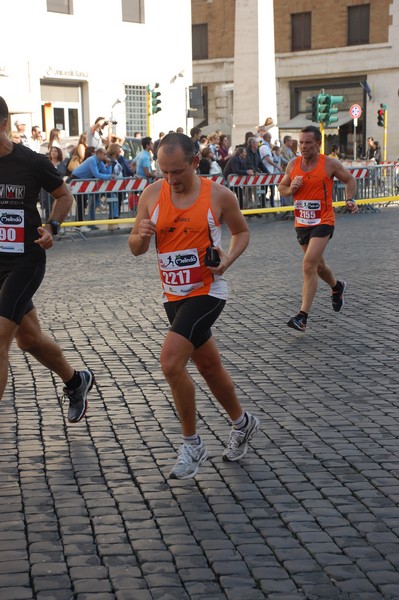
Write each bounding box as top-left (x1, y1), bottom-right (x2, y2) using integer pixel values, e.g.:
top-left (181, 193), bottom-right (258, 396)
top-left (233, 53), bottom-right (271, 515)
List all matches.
top-left (349, 104), bottom-right (362, 119)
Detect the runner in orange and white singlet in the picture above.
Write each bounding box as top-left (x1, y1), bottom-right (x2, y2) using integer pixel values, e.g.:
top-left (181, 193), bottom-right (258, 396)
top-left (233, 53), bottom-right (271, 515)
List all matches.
top-left (278, 125), bottom-right (358, 333)
top-left (129, 133), bottom-right (260, 480)
top-left (151, 176), bottom-right (228, 302)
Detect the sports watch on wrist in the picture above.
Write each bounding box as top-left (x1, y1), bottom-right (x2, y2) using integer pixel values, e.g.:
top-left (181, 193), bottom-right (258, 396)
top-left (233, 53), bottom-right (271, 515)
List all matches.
top-left (46, 219), bottom-right (61, 235)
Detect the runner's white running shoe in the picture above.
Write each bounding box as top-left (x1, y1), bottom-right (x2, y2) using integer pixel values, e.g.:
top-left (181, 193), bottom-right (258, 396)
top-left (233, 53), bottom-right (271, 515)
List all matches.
top-left (222, 413), bottom-right (260, 461)
top-left (169, 439), bottom-right (208, 479)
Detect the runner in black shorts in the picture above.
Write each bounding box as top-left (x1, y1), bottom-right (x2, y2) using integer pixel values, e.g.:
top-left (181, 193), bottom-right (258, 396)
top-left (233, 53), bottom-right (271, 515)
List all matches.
top-left (0, 264), bottom-right (45, 324)
top-left (278, 125), bottom-right (358, 332)
top-left (296, 224), bottom-right (334, 246)
top-left (0, 96), bottom-right (94, 423)
top-left (164, 295), bottom-right (225, 349)
top-left (129, 133), bottom-right (260, 480)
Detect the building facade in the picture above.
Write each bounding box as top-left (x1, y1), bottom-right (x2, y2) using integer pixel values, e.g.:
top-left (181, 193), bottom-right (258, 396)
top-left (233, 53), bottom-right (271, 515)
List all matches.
top-left (192, 0), bottom-right (398, 159)
top-left (1, 0), bottom-right (192, 146)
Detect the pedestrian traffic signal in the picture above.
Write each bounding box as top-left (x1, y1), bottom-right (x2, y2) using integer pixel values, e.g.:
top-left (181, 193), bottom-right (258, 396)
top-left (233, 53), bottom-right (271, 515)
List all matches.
top-left (151, 83), bottom-right (162, 114)
top-left (306, 95), bottom-right (318, 123)
top-left (377, 105), bottom-right (385, 127)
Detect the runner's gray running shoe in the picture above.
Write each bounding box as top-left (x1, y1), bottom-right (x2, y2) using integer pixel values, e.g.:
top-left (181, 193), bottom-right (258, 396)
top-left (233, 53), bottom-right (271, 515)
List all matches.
top-left (63, 369), bottom-right (94, 423)
top-left (222, 413), bottom-right (260, 461)
top-left (332, 280), bottom-right (347, 312)
top-left (169, 439), bottom-right (208, 479)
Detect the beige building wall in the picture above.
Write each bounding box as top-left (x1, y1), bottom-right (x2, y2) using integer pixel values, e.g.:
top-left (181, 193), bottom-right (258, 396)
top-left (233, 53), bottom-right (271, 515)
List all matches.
top-left (274, 0), bottom-right (392, 53)
top-left (191, 0), bottom-right (235, 135)
top-left (275, 0), bottom-right (399, 159)
top-left (192, 0), bottom-right (235, 58)
top-left (192, 0), bottom-right (398, 159)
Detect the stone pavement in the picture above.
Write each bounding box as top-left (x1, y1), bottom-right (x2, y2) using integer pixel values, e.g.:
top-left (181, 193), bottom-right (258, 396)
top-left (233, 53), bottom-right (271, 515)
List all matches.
top-left (1, 207), bottom-right (399, 600)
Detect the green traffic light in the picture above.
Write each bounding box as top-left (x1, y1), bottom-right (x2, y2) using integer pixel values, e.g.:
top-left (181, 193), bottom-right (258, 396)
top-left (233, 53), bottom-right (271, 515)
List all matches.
top-left (305, 96), bottom-right (319, 122)
top-left (323, 94), bottom-right (344, 126)
top-left (329, 95), bottom-right (344, 104)
top-left (316, 94), bottom-right (329, 122)
top-left (151, 86), bottom-right (162, 114)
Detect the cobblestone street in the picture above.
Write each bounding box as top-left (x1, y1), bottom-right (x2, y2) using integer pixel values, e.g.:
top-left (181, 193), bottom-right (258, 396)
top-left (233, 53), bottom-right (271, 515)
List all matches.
top-left (2, 207), bottom-right (399, 600)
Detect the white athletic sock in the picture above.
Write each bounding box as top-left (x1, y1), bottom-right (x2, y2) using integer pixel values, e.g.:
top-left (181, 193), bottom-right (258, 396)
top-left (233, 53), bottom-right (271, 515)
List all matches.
top-left (232, 411), bottom-right (248, 430)
top-left (183, 433), bottom-right (201, 446)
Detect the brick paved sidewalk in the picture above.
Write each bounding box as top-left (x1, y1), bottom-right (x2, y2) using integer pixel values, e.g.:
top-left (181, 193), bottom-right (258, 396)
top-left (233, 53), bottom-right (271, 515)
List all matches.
top-left (1, 208), bottom-right (398, 599)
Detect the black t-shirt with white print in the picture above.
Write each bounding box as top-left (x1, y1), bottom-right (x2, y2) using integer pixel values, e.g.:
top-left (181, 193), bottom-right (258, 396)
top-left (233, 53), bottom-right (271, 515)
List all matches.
top-left (0, 143), bottom-right (63, 268)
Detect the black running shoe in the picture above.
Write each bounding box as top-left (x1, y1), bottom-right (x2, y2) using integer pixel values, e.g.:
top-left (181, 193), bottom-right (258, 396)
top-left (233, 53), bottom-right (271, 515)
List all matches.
top-left (332, 281), bottom-right (347, 312)
top-left (287, 313), bottom-right (307, 332)
top-left (63, 369), bottom-right (94, 423)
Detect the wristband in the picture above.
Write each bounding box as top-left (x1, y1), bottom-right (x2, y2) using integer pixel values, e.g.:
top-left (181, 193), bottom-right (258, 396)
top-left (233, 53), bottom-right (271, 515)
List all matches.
top-left (46, 219), bottom-right (61, 235)
top-left (346, 198), bottom-right (356, 203)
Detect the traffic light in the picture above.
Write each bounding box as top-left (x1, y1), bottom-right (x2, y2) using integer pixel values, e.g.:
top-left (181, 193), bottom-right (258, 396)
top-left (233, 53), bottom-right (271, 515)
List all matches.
top-left (324, 94), bottom-right (343, 126)
top-left (315, 94), bottom-right (329, 122)
top-left (151, 83), bottom-right (161, 114)
top-left (306, 92), bottom-right (344, 125)
top-left (306, 95), bottom-right (318, 123)
top-left (377, 104), bottom-right (386, 127)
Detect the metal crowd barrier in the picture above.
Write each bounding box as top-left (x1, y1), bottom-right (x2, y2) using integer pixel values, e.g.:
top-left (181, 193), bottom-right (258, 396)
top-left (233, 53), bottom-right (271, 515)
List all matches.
top-left (226, 174), bottom-right (285, 210)
top-left (39, 177), bottom-right (148, 238)
top-left (40, 165), bottom-right (398, 238)
top-left (333, 167), bottom-right (376, 213)
top-left (334, 164), bottom-right (399, 213)
top-left (68, 176), bottom-right (148, 219)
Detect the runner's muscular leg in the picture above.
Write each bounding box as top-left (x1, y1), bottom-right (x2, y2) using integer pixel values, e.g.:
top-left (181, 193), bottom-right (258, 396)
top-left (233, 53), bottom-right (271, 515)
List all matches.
top-left (0, 316), bottom-right (18, 400)
top-left (160, 330), bottom-right (197, 437)
top-left (300, 236), bottom-right (331, 314)
top-left (317, 255), bottom-right (337, 288)
top-left (192, 337), bottom-right (243, 421)
top-left (15, 308), bottom-right (74, 382)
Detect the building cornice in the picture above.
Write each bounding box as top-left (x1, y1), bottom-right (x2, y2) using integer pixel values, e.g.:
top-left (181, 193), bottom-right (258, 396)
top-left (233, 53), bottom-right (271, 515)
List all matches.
top-left (276, 42), bottom-right (392, 60)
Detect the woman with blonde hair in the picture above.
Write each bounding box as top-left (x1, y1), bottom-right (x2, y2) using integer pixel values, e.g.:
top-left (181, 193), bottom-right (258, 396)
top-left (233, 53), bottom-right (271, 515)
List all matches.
top-left (48, 127), bottom-right (62, 152)
top-left (208, 132), bottom-right (219, 160)
top-left (9, 131), bottom-right (21, 144)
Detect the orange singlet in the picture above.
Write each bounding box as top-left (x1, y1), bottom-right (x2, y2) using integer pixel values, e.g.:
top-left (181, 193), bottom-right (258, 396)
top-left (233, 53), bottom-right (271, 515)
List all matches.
top-left (150, 177), bottom-right (228, 303)
top-left (291, 154), bottom-right (335, 227)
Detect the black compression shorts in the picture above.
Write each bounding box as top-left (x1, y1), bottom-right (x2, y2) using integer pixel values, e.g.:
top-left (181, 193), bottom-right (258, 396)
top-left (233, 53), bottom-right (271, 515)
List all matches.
top-left (295, 224), bottom-right (334, 246)
top-left (164, 295), bottom-right (226, 349)
top-left (0, 263), bottom-right (45, 325)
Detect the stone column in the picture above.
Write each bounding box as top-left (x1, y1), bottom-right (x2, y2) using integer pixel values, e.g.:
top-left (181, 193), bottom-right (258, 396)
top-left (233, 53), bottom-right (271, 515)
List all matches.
top-left (232, 0), bottom-right (277, 147)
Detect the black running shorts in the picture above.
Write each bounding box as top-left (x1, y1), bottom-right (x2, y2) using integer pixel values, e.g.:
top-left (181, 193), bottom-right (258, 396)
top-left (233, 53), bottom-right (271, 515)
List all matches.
top-left (0, 263), bottom-right (46, 325)
top-left (295, 224), bottom-right (335, 246)
top-left (164, 295), bottom-right (226, 349)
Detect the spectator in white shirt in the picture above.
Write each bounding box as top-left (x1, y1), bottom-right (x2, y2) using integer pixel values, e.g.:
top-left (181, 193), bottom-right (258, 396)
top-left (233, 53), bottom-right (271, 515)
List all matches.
top-left (14, 120), bottom-right (30, 147)
top-left (259, 132), bottom-right (282, 208)
top-left (28, 126), bottom-right (42, 153)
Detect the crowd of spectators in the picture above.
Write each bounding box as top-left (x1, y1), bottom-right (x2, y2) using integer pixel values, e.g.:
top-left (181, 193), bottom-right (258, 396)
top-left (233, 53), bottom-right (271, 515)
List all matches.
top-left (7, 116), bottom-right (303, 227)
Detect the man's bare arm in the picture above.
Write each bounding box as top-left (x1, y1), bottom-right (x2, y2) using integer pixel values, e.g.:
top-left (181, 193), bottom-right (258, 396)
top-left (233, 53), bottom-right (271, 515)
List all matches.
top-left (208, 186), bottom-right (250, 276)
top-left (278, 159), bottom-right (300, 196)
top-left (128, 187), bottom-right (156, 256)
top-left (35, 183), bottom-right (73, 249)
top-left (47, 183), bottom-right (74, 224)
top-left (328, 158), bottom-right (358, 212)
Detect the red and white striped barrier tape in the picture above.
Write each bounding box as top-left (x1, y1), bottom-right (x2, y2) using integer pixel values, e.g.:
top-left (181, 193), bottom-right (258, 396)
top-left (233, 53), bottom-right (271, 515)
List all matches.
top-left (227, 174), bottom-right (284, 187)
top-left (347, 168), bottom-right (368, 178)
top-left (69, 177), bottom-right (148, 194)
